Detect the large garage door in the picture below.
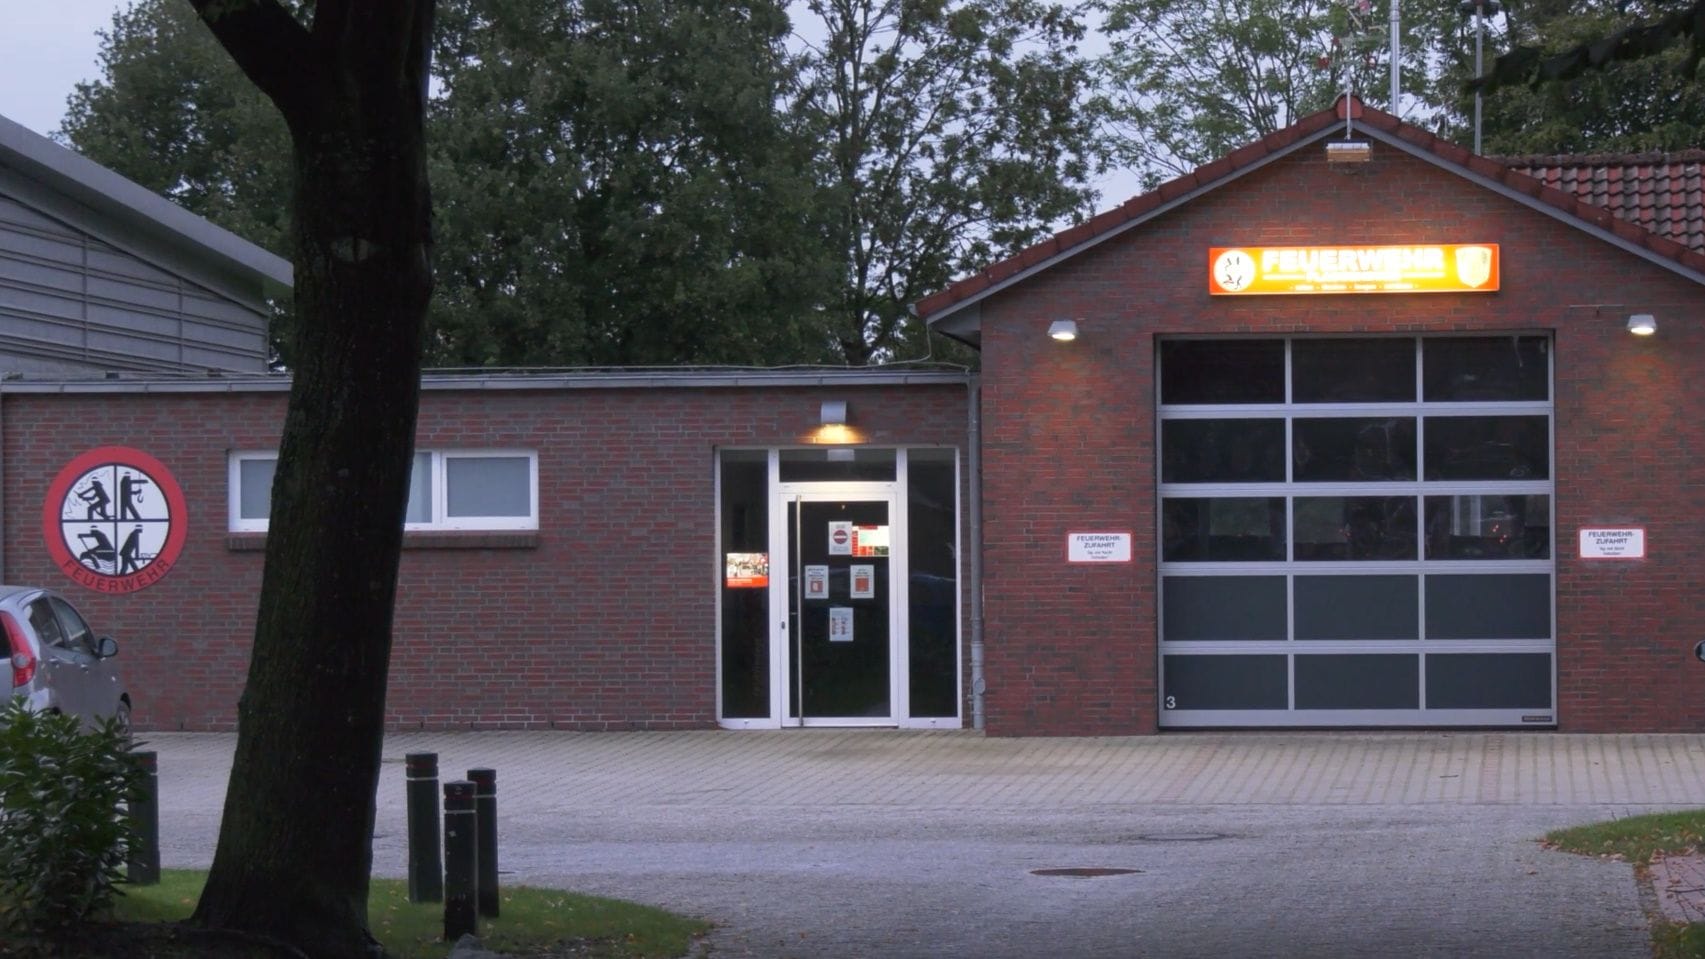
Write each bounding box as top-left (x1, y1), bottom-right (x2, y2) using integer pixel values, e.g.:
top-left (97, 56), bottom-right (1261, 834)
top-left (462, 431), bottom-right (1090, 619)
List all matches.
top-left (1157, 336), bottom-right (1554, 728)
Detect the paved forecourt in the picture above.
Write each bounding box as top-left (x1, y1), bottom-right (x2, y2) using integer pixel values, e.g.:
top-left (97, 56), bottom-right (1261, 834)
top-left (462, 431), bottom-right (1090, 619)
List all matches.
top-left (147, 730), bottom-right (1702, 958)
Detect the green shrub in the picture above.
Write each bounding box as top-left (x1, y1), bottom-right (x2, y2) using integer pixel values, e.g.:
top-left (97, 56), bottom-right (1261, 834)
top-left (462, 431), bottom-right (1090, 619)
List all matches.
top-left (0, 698), bottom-right (144, 940)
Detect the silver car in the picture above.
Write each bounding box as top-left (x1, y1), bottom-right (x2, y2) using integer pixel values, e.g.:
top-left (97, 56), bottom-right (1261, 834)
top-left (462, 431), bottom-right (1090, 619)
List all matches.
top-left (3, 586), bottom-right (129, 733)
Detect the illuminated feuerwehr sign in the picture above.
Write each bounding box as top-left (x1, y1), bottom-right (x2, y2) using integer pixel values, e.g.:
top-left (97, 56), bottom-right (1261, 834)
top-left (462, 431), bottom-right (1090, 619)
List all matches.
top-left (1208, 244), bottom-right (1499, 295)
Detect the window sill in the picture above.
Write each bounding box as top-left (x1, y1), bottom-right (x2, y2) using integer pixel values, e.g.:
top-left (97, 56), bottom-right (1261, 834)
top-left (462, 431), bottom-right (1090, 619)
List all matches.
top-left (227, 531), bottom-right (539, 551)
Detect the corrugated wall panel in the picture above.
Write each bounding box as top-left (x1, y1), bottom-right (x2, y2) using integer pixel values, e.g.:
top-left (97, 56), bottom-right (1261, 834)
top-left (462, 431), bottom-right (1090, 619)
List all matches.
top-left (0, 191), bottom-right (269, 373)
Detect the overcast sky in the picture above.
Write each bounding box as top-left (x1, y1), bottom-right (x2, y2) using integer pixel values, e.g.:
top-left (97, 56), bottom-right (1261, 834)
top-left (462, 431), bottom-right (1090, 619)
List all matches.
top-left (1, 2), bottom-right (123, 139)
top-left (0, 1), bottom-right (1145, 207)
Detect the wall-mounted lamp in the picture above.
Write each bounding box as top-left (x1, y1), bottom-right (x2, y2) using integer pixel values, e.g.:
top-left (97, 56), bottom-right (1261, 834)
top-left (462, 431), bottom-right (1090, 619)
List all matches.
top-left (1048, 319), bottom-right (1079, 342)
top-left (820, 400), bottom-right (848, 425)
top-left (1325, 141), bottom-right (1372, 164)
top-left (1627, 313), bottom-right (1658, 336)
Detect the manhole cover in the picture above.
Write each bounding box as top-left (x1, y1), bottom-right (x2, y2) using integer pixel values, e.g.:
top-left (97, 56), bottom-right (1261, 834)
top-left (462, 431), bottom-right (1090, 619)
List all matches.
top-left (1135, 832), bottom-right (1225, 842)
top-left (1030, 867), bottom-right (1142, 878)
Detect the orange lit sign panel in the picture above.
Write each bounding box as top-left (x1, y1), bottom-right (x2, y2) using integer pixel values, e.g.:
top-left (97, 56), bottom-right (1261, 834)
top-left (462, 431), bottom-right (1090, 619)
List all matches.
top-left (1208, 244), bottom-right (1499, 295)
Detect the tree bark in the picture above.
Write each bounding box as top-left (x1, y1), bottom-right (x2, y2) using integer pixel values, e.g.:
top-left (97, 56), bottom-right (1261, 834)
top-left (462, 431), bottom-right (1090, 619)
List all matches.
top-left (186, 2), bottom-right (435, 956)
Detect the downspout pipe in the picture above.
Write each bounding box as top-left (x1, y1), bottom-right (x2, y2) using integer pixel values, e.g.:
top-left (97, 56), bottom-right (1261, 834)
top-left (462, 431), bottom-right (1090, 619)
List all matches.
top-left (967, 374), bottom-right (985, 730)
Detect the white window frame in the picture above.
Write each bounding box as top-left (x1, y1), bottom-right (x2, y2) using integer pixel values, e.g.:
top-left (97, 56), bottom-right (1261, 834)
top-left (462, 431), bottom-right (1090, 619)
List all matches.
top-left (229, 449), bottom-right (539, 532)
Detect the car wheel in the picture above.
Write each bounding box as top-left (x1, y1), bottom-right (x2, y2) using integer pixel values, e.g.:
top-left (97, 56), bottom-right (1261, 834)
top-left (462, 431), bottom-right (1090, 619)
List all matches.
top-left (113, 700), bottom-right (132, 740)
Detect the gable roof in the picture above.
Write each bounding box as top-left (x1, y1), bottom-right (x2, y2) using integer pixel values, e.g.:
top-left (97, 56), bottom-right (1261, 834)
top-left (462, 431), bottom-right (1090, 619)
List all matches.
top-left (918, 98), bottom-right (1705, 345)
top-left (0, 113), bottom-right (291, 300)
top-left (1502, 151), bottom-right (1705, 254)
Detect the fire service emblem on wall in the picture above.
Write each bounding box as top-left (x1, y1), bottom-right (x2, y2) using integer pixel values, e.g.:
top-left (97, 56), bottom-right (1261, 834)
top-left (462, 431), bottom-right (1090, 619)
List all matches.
top-left (42, 447), bottom-right (188, 594)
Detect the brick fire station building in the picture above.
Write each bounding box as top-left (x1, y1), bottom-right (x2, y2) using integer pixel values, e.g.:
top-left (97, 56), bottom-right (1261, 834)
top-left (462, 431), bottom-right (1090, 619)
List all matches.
top-left (4, 99), bottom-right (1704, 735)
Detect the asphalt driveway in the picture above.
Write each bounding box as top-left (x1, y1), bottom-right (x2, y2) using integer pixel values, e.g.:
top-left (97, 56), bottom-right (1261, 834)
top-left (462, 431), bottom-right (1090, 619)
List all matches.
top-left (148, 730), bottom-right (1696, 958)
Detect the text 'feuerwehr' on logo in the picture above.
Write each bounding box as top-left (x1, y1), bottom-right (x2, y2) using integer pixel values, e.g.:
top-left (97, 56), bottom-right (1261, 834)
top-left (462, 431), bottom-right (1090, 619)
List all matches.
top-left (42, 447), bottom-right (187, 594)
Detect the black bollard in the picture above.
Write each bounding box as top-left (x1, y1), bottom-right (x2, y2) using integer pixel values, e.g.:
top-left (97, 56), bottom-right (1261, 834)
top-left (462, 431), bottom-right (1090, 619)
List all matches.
top-left (125, 750), bottom-right (160, 885)
top-left (443, 780), bottom-right (478, 941)
top-left (406, 753), bottom-right (443, 902)
top-left (468, 768), bottom-right (499, 918)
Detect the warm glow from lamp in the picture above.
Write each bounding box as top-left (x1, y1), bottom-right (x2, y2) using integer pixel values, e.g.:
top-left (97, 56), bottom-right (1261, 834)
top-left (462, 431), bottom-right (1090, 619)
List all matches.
top-left (1628, 313), bottom-right (1657, 336)
top-left (812, 424), bottom-right (862, 445)
top-left (1048, 319), bottom-right (1078, 342)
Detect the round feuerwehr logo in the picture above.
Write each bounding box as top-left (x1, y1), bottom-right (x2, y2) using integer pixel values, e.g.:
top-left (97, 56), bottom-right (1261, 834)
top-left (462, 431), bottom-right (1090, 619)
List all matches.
top-left (42, 447), bottom-right (187, 594)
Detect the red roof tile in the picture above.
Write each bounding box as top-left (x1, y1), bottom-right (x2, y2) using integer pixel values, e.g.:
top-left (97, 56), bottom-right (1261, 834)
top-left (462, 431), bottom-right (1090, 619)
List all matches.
top-left (1500, 151), bottom-right (1705, 254)
top-left (916, 98), bottom-right (1705, 325)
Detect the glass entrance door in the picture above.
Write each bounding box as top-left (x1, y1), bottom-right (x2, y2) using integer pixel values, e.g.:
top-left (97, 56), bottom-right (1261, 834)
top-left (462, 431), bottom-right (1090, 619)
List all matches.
top-left (786, 495), bottom-right (895, 723)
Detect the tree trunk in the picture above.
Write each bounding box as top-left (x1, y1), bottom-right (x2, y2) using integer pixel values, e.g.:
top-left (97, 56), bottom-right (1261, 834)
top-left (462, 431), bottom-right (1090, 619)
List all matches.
top-left (187, 3), bottom-right (434, 956)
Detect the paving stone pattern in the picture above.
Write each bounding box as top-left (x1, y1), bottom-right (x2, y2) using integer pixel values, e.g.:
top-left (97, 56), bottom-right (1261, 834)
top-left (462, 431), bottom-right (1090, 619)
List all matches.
top-left (145, 731), bottom-right (1705, 958)
top-left (1651, 855), bottom-right (1705, 925)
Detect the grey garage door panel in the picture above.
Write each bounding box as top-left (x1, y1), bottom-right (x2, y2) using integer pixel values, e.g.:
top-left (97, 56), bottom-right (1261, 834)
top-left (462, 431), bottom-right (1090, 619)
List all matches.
top-left (1164, 654), bottom-right (1288, 710)
top-left (1426, 653), bottom-right (1552, 709)
top-left (1425, 574), bottom-right (1551, 639)
top-left (1162, 576), bottom-right (1287, 641)
top-left (1295, 575), bottom-right (1419, 640)
top-left (1295, 654), bottom-right (1420, 709)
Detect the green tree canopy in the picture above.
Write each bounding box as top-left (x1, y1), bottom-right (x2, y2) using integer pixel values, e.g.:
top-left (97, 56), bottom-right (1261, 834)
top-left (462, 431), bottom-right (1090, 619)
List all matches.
top-left (63, 0), bottom-right (1107, 368)
top-left (428, 0), bottom-right (840, 366)
top-left (1450, 0), bottom-right (1705, 155)
top-left (63, 0), bottom-right (292, 257)
top-left (65, 0), bottom-right (838, 368)
top-left (796, 0), bottom-right (1106, 363)
top-left (1096, 0), bottom-right (1464, 186)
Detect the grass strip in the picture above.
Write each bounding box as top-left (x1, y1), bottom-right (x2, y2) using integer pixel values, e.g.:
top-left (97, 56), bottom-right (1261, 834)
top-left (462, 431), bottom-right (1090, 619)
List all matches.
top-left (114, 870), bottom-right (710, 959)
top-left (1544, 809), bottom-right (1705, 865)
top-left (1546, 810), bottom-right (1705, 959)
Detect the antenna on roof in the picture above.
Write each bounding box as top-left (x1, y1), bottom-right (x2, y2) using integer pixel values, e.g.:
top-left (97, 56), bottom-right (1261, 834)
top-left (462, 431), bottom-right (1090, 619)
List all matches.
top-left (1459, 0), bottom-right (1503, 154)
top-left (1326, 1), bottom-right (1375, 165)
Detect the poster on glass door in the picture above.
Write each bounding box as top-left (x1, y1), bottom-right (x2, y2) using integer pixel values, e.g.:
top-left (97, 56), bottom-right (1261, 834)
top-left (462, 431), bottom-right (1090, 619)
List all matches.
top-left (849, 564), bottom-right (875, 599)
top-left (829, 606), bottom-right (854, 642)
top-left (804, 564), bottom-right (829, 600)
top-left (828, 521), bottom-right (853, 555)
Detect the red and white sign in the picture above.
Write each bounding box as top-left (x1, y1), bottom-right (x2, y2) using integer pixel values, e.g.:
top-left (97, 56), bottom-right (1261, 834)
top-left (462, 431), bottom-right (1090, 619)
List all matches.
top-left (1579, 528), bottom-right (1645, 560)
top-left (1067, 531), bottom-right (1133, 563)
top-left (828, 522), bottom-right (852, 556)
top-left (43, 447), bottom-right (188, 594)
top-left (851, 525), bottom-right (890, 557)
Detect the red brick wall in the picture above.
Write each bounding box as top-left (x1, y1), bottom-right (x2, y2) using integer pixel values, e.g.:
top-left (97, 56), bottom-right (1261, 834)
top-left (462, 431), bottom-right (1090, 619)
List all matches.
top-left (977, 144), bottom-right (1705, 735)
top-left (3, 382), bottom-right (968, 730)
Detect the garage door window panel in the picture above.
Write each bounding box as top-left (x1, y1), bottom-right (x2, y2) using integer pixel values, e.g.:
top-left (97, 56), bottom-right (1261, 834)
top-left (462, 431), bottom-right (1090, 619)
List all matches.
top-left (1293, 496), bottom-right (1417, 561)
top-left (1292, 339), bottom-right (1416, 403)
top-left (1293, 417), bottom-right (1416, 482)
top-left (1423, 416), bottom-right (1549, 481)
top-left (1162, 498), bottom-right (1286, 562)
top-left (1423, 336), bottom-right (1550, 402)
top-left (1161, 419), bottom-right (1285, 483)
top-left (1424, 495), bottom-right (1550, 560)
top-left (1159, 340), bottom-right (1285, 405)
top-left (1158, 335), bottom-right (1554, 728)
